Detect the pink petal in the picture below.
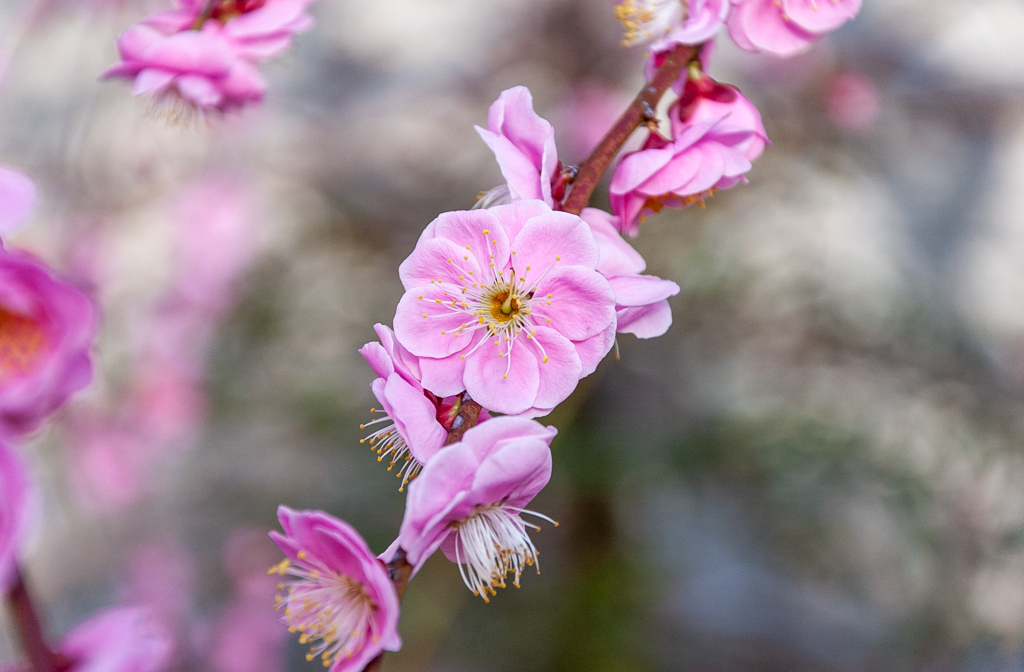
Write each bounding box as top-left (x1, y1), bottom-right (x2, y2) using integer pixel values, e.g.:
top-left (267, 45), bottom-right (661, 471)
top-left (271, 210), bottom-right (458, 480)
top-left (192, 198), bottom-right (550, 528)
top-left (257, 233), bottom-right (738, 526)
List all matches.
top-left (533, 266), bottom-right (616, 342)
top-left (429, 209), bottom-right (510, 273)
top-left (393, 286), bottom-right (475, 359)
top-left (398, 236), bottom-right (484, 290)
top-left (617, 300), bottom-right (674, 338)
top-left (0, 166), bottom-right (36, 235)
top-left (782, 0), bottom-right (861, 34)
top-left (510, 210), bottom-right (600, 280)
top-left (476, 128), bottom-right (548, 203)
top-left (574, 321), bottom-right (617, 377)
top-left (580, 208), bottom-right (646, 276)
top-left (608, 275), bottom-right (680, 307)
top-left (383, 374), bottom-right (446, 463)
top-left (175, 73), bottom-right (224, 107)
top-left (488, 199), bottom-right (551, 244)
top-left (732, 0), bottom-right (816, 56)
top-left (131, 68), bottom-right (176, 95)
top-left (471, 436), bottom-right (552, 509)
top-left (464, 336), bottom-right (540, 415)
top-left (358, 341), bottom-right (394, 380)
top-left (418, 351), bottom-right (469, 397)
top-left (529, 326), bottom-right (582, 410)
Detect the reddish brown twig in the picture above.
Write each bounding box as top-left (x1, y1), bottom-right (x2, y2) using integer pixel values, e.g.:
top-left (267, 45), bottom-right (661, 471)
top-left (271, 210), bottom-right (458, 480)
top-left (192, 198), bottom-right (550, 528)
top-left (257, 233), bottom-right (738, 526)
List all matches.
top-left (6, 567), bottom-right (71, 672)
top-left (561, 43), bottom-right (698, 215)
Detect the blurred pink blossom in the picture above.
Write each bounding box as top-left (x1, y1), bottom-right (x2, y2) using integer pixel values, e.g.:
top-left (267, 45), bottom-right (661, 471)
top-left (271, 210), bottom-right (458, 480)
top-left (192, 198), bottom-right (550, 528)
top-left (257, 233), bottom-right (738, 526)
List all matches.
top-left (393, 202), bottom-right (616, 417)
top-left (60, 607), bottom-right (172, 672)
top-left (0, 440), bottom-right (31, 591)
top-left (0, 166), bottom-right (36, 236)
top-left (826, 71), bottom-right (880, 131)
top-left (555, 83), bottom-right (632, 162)
top-left (269, 507), bottom-right (401, 672)
top-left (614, 0), bottom-right (727, 50)
top-left (726, 0), bottom-right (861, 57)
top-left (0, 245), bottom-right (95, 436)
top-left (399, 417), bottom-right (557, 600)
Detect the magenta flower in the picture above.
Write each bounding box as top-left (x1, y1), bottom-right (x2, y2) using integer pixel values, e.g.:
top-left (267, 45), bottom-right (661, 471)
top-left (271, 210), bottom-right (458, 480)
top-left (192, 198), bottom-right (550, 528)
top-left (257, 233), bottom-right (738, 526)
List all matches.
top-left (726, 0), bottom-right (862, 57)
top-left (0, 246), bottom-right (95, 436)
top-left (609, 113), bottom-right (755, 236)
top-left (615, 0), bottom-right (728, 50)
top-left (0, 440), bottom-right (31, 591)
top-left (398, 417), bottom-right (557, 601)
top-left (358, 324), bottom-right (455, 490)
top-left (61, 607), bottom-right (173, 672)
top-left (475, 87), bottom-right (559, 207)
top-left (580, 208), bottom-right (680, 338)
top-left (102, 24), bottom-right (266, 115)
top-left (393, 201), bottom-right (617, 416)
top-left (269, 507), bottom-right (401, 671)
top-left (0, 166), bottom-right (36, 236)
top-left (103, 0), bottom-right (314, 114)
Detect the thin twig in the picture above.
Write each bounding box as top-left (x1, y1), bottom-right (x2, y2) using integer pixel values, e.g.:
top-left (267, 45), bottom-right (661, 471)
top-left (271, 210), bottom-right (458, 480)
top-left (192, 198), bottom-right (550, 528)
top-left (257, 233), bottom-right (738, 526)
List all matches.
top-left (6, 567), bottom-right (70, 672)
top-left (561, 43), bottom-right (698, 215)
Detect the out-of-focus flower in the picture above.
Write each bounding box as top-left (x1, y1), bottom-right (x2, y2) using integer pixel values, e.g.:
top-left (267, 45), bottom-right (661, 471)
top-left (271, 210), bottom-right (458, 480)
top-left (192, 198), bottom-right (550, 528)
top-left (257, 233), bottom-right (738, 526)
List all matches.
top-left (103, 0), bottom-right (314, 115)
top-left (359, 324), bottom-right (455, 490)
top-left (725, 0), bottom-right (862, 57)
top-left (399, 417), bottom-right (557, 601)
top-left (555, 83), bottom-right (632, 161)
top-left (61, 608), bottom-right (173, 672)
top-left (0, 441), bottom-right (31, 591)
top-left (826, 71), bottom-right (880, 132)
top-left (580, 208), bottom-right (680, 338)
top-left (476, 87), bottom-right (559, 207)
top-left (615, 0), bottom-right (728, 51)
top-left (0, 166), bottom-right (36, 236)
top-left (609, 114), bottom-right (755, 236)
top-left (269, 507), bottom-right (401, 672)
top-left (102, 24), bottom-right (266, 116)
top-left (0, 246), bottom-right (95, 436)
top-left (393, 202), bottom-right (617, 416)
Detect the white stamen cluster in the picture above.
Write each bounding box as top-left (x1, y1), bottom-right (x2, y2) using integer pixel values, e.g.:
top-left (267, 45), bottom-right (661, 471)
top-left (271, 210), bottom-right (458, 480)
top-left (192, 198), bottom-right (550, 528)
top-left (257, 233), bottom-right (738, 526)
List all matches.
top-left (360, 408), bottom-right (421, 492)
top-left (452, 504), bottom-right (557, 602)
top-left (613, 0), bottom-right (687, 47)
top-left (270, 554), bottom-right (380, 668)
top-left (420, 228), bottom-right (561, 379)
top-left (472, 184), bottom-right (512, 210)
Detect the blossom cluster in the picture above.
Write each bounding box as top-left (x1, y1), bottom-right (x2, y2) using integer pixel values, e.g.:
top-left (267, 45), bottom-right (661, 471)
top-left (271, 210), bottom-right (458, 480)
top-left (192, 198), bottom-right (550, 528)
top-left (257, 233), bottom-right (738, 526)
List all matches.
top-left (0, 1), bottom-right (862, 671)
top-left (264, 2), bottom-right (861, 670)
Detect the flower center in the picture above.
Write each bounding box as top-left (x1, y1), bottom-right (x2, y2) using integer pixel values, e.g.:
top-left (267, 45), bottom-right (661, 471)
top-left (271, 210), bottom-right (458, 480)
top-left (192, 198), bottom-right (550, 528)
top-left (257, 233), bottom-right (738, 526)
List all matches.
top-left (613, 0), bottom-right (687, 47)
top-left (192, 0), bottom-right (266, 29)
top-left (271, 555), bottom-right (379, 668)
top-left (0, 308), bottom-right (48, 383)
top-left (451, 503), bottom-right (557, 602)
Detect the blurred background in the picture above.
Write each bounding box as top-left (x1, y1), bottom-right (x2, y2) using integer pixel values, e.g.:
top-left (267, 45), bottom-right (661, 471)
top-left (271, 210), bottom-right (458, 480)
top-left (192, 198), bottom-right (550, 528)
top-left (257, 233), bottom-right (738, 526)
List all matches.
top-left (2, 0), bottom-right (1024, 670)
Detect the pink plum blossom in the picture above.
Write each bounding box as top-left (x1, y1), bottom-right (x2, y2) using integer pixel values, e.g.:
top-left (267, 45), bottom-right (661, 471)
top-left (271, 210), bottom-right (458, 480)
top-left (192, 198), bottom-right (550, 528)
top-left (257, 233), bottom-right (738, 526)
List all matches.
top-left (826, 71), bottom-right (880, 131)
top-left (0, 440), bottom-right (31, 591)
top-left (102, 24), bottom-right (267, 115)
top-left (609, 112), bottom-right (756, 236)
top-left (0, 166), bottom-right (36, 236)
top-left (476, 87), bottom-right (560, 207)
top-left (103, 0), bottom-right (314, 114)
top-left (358, 324), bottom-right (462, 490)
top-left (60, 607), bottom-right (173, 672)
top-left (393, 201), bottom-right (617, 417)
top-left (269, 507), bottom-right (401, 671)
top-left (726, 0), bottom-right (862, 57)
top-left (0, 245), bottom-right (95, 436)
top-left (398, 416), bottom-right (557, 601)
top-left (580, 208), bottom-right (680, 338)
top-left (615, 0), bottom-right (728, 51)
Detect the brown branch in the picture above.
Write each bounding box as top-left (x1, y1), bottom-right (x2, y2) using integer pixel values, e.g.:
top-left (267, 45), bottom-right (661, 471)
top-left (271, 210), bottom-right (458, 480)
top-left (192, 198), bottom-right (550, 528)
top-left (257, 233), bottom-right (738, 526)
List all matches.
top-left (443, 398), bottom-right (482, 446)
top-left (6, 567), bottom-right (71, 672)
top-left (560, 43), bottom-right (698, 215)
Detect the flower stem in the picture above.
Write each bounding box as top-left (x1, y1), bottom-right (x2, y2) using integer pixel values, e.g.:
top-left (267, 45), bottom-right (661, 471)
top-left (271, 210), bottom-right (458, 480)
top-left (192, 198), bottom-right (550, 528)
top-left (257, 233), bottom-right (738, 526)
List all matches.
top-left (5, 566), bottom-right (69, 672)
top-left (560, 43), bottom-right (698, 216)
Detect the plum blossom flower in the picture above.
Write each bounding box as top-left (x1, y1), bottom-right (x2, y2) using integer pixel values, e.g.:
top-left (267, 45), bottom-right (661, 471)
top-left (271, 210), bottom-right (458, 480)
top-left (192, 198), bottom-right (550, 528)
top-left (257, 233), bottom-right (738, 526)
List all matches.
top-left (580, 208), bottom-right (680, 338)
top-left (60, 607), bottom-right (173, 672)
top-left (358, 324), bottom-right (464, 490)
top-left (609, 109), bottom-right (757, 236)
top-left (0, 246), bottom-right (95, 436)
top-left (726, 0), bottom-right (862, 57)
top-left (0, 166), bottom-right (36, 236)
top-left (393, 201), bottom-right (617, 416)
top-left (0, 441), bottom-right (31, 591)
top-left (102, 0), bottom-right (314, 115)
top-left (269, 507), bottom-right (401, 671)
top-left (475, 87), bottom-right (560, 208)
top-left (398, 417), bottom-right (557, 601)
top-left (614, 0), bottom-right (728, 51)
